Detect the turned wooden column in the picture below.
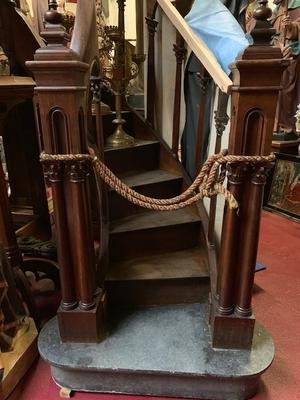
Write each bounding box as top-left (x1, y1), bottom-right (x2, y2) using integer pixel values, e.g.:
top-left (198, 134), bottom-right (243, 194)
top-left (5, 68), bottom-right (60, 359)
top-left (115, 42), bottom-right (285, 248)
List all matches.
top-left (116, 0), bottom-right (126, 92)
top-left (66, 161), bottom-right (95, 310)
top-left (172, 33), bottom-right (186, 156)
top-left (117, 0), bottom-right (125, 33)
top-left (217, 164), bottom-right (248, 315)
top-left (235, 165), bottom-right (270, 317)
top-left (211, 1), bottom-right (287, 350)
top-left (195, 65), bottom-right (212, 172)
top-left (44, 161), bottom-right (77, 310)
top-left (208, 91), bottom-right (229, 244)
top-left (146, 15), bottom-right (158, 126)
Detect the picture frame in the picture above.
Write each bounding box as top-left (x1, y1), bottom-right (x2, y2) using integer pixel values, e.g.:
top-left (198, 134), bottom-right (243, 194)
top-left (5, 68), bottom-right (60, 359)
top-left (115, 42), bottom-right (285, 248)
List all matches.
top-left (264, 153), bottom-right (300, 221)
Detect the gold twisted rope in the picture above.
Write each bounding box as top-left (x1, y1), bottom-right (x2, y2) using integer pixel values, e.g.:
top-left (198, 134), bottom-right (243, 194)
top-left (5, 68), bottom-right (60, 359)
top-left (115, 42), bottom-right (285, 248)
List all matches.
top-left (40, 151), bottom-right (275, 211)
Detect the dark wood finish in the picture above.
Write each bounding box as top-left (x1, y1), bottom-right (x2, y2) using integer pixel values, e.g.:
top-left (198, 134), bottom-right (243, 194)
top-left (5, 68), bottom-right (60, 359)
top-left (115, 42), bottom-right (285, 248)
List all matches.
top-left (271, 139), bottom-right (300, 155)
top-left (217, 164), bottom-right (248, 316)
top-left (211, 1), bottom-right (287, 349)
top-left (27, 3), bottom-right (106, 342)
top-left (211, 312), bottom-right (255, 350)
top-left (208, 91), bottom-right (229, 244)
top-left (106, 278), bottom-right (209, 308)
top-left (145, 16), bottom-right (158, 127)
top-left (0, 164), bottom-right (25, 313)
top-left (194, 66), bottom-right (212, 172)
top-left (57, 290), bottom-right (106, 342)
top-left (25, 0), bottom-right (283, 359)
top-left (172, 33), bottom-right (186, 156)
top-left (109, 170), bottom-right (182, 220)
top-left (0, 78), bottom-right (49, 230)
top-left (0, 0), bottom-right (50, 236)
top-left (0, 0), bottom-right (42, 75)
top-left (0, 159), bottom-right (38, 324)
top-left (44, 162), bottom-right (77, 310)
top-left (109, 209), bottom-right (201, 261)
top-left (235, 165), bottom-right (270, 317)
top-left (104, 140), bottom-right (160, 174)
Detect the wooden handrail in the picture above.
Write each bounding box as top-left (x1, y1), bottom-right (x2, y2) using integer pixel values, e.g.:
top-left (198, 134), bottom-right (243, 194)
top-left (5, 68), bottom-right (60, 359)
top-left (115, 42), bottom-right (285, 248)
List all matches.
top-left (70, 0), bottom-right (98, 64)
top-left (157, 0), bottom-right (233, 93)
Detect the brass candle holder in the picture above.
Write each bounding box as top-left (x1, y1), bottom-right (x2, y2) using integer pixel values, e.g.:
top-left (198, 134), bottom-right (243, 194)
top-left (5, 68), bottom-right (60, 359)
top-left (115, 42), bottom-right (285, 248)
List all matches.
top-left (103, 25), bottom-right (145, 148)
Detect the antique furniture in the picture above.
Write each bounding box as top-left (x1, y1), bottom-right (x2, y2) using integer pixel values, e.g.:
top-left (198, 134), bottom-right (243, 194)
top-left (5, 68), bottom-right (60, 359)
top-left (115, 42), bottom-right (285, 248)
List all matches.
top-left (271, 138), bottom-right (300, 155)
top-left (26, 0), bottom-right (286, 399)
top-left (0, 1), bottom-right (49, 235)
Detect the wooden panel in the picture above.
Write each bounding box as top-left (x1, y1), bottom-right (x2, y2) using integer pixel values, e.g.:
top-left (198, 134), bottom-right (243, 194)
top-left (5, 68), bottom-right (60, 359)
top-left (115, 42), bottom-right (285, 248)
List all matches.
top-left (106, 278), bottom-right (209, 307)
top-left (109, 170), bottom-right (182, 220)
top-left (107, 247), bottom-right (208, 281)
top-left (110, 222), bottom-right (200, 261)
top-left (104, 140), bottom-right (160, 174)
top-left (110, 209), bottom-right (200, 234)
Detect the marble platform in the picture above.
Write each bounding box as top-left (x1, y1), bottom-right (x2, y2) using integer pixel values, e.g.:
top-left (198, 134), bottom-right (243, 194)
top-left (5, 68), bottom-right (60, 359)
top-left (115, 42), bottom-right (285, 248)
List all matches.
top-left (38, 303), bottom-right (274, 400)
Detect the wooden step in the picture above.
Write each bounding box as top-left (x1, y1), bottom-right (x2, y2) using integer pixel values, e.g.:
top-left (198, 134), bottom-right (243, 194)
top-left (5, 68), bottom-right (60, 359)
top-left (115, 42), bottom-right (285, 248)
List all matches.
top-left (105, 247), bottom-right (209, 306)
top-left (104, 140), bottom-right (160, 174)
top-left (109, 209), bottom-right (201, 261)
top-left (109, 169), bottom-right (182, 220)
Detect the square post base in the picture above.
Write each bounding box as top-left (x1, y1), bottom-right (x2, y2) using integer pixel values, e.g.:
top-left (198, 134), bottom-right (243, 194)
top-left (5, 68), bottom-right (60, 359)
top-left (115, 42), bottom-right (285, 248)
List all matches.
top-left (57, 291), bottom-right (107, 342)
top-left (211, 308), bottom-right (255, 350)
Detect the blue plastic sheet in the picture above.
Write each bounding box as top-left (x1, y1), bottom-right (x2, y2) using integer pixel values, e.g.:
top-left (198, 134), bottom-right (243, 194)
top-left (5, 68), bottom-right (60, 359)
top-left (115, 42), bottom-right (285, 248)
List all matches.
top-left (185, 0), bottom-right (251, 74)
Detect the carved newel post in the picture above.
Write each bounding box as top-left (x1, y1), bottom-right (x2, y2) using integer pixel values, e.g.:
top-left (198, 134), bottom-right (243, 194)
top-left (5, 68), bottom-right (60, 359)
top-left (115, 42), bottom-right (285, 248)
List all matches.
top-left (211, 0), bottom-right (287, 349)
top-left (27, 1), bottom-right (106, 342)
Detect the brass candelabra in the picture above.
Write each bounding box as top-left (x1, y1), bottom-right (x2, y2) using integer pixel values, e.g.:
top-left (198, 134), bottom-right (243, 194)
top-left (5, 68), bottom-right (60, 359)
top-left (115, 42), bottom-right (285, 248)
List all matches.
top-left (103, 25), bottom-right (145, 148)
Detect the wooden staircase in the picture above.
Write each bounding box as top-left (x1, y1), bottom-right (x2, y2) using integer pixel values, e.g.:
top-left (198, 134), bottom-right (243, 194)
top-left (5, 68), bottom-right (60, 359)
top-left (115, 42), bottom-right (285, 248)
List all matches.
top-left (104, 128), bottom-right (209, 308)
top-left (28, 0), bottom-right (283, 396)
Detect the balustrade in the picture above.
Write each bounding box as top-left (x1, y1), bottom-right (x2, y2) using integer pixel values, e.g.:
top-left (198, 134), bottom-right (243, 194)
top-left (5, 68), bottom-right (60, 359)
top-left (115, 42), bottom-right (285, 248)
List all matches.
top-left (148, 0), bottom-right (287, 349)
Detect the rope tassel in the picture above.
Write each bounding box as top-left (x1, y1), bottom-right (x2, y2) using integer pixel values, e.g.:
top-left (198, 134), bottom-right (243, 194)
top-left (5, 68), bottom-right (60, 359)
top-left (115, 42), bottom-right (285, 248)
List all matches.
top-left (40, 150), bottom-right (275, 211)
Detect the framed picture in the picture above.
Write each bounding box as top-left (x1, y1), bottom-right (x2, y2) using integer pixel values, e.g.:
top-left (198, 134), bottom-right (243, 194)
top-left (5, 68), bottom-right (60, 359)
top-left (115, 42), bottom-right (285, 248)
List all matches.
top-left (264, 153), bottom-right (300, 221)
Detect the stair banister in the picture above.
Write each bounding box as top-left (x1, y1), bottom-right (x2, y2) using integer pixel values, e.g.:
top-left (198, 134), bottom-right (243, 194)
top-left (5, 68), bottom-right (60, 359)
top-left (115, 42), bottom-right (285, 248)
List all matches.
top-left (27, 0), bottom-right (106, 342)
top-left (156, 0), bottom-right (233, 94)
top-left (70, 0), bottom-right (98, 64)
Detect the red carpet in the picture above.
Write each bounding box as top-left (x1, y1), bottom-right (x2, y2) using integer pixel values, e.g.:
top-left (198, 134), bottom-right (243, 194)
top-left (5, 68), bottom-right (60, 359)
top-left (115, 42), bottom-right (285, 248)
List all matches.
top-left (8, 211), bottom-right (300, 400)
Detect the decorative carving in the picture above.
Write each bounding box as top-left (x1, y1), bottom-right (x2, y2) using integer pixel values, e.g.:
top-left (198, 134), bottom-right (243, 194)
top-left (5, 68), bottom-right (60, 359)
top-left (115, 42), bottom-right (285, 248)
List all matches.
top-left (66, 161), bottom-right (90, 183)
top-left (173, 43), bottom-right (186, 65)
top-left (227, 163), bottom-right (250, 185)
top-left (250, 164), bottom-right (271, 185)
top-left (116, 0), bottom-right (126, 13)
top-left (41, 0), bottom-right (69, 48)
top-left (146, 17), bottom-right (159, 36)
top-left (249, 0), bottom-right (274, 45)
top-left (45, 0), bottom-right (64, 25)
top-left (214, 112), bottom-right (229, 138)
top-left (90, 76), bottom-right (103, 103)
top-left (43, 161), bottom-right (64, 184)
